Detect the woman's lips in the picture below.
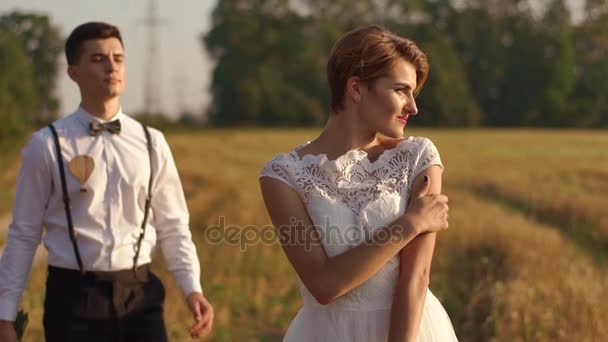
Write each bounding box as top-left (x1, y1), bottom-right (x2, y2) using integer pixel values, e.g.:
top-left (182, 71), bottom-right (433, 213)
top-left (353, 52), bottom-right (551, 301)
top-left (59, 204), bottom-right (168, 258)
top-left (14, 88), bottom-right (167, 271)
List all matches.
top-left (397, 115), bottom-right (408, 124)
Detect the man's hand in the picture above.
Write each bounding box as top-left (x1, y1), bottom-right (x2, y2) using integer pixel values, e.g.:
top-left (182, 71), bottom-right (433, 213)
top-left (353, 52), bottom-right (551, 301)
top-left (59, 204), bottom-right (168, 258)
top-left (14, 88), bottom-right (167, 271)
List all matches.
top-left (0, 320), bottom-right (18, 342)
top-left (186, 292), bottom-right (214, 339)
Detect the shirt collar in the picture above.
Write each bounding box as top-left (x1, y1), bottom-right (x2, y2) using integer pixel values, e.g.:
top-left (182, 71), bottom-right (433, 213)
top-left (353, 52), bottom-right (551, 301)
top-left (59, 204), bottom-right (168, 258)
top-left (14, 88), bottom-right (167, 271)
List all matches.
top-left (74, 105), bottom-right (125, 131)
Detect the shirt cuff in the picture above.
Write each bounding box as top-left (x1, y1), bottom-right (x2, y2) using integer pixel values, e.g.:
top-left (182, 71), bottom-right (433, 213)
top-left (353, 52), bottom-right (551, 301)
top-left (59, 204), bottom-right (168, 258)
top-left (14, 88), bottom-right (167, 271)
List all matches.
top-left (178, 275), bottom-right (203, 298)
top-left (0, 297), bottom-right (19, 321)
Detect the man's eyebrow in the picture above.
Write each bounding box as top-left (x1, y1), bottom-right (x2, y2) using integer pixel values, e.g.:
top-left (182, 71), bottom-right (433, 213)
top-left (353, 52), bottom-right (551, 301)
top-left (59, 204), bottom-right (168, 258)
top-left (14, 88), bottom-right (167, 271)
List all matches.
top-left (89, 52), bottom-right (124, 58)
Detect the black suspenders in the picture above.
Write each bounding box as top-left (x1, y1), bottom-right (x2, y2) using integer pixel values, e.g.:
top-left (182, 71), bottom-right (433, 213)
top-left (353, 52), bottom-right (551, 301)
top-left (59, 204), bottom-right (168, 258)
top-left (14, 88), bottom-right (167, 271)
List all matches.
top-left (48, 124), bottom-right (84, 273)
top-left (133, 124), bottom-right (154, 271)
top-left (48, 122), bottom-right (154, 274)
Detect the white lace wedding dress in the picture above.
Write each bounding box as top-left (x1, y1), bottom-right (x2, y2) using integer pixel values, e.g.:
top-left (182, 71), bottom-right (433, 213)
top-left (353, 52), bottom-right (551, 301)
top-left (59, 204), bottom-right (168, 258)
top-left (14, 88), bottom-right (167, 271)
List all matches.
top-left (260, 136), bottom-right (458, 342)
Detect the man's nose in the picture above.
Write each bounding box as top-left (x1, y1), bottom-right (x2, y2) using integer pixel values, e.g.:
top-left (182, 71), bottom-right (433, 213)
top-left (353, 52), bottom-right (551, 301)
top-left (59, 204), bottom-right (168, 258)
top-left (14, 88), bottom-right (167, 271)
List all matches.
top-left (106, 59), bottom-right (118, 72)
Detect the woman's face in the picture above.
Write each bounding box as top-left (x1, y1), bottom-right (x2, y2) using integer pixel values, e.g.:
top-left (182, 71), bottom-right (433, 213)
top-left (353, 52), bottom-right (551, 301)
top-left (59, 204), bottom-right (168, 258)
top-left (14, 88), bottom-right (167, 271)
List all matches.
top-left (357, 59), bottom-right (418, 138)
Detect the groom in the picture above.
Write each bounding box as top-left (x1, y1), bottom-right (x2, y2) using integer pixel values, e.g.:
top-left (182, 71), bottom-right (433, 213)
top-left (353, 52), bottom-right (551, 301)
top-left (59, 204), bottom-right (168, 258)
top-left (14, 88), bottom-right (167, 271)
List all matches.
top-left (0, 22), bottom-right (213, 341)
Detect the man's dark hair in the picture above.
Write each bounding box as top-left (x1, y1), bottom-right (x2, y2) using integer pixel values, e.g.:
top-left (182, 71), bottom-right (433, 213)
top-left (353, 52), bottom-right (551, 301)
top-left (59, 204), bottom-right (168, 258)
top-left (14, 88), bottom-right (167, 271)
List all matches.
top-left (65, 22), bottom-right (123, 65)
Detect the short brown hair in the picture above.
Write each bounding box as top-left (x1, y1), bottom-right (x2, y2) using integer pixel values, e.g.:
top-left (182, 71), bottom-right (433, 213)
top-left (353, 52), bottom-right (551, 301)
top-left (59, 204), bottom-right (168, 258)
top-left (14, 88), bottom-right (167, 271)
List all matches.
top-left (65, 22), bottom-right (123, 65)
top-left (327, 25), bottom-right (429, 112)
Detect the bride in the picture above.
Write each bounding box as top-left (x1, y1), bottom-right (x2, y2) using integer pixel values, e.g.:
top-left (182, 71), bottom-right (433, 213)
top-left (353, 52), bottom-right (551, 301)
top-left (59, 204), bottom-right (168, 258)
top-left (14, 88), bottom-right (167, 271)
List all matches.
top-left (259, 25), bottom-right (458, 341)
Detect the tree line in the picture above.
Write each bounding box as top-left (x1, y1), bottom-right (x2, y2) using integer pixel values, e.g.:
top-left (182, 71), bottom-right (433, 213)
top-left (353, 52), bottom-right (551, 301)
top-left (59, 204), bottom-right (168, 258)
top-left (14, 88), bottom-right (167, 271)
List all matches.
top-left (0, 11), bottom-right (62, 151)
top-left (204, 0), bottom-right (608, 127)
top-left (2, 1), bottom-right (608, 147)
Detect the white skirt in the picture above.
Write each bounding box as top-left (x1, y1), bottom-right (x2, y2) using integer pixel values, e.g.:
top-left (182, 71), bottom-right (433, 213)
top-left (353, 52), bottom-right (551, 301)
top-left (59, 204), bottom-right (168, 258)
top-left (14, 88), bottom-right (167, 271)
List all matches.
top-left (284, 289), bottom-right (458, 342)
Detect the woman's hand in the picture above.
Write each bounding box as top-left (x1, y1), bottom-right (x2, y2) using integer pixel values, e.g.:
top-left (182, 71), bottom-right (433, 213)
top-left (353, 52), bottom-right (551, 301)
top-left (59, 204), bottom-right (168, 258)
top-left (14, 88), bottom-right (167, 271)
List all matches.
top-left (402, 175), bottom-right (449, 235)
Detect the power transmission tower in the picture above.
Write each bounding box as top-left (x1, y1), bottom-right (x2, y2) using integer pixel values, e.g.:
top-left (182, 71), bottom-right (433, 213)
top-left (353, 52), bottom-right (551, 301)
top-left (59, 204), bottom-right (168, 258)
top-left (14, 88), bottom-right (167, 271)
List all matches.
top-left (140, 0), bottom-right (165, 117)
top-left (175, 70), bottom-right (188, 117)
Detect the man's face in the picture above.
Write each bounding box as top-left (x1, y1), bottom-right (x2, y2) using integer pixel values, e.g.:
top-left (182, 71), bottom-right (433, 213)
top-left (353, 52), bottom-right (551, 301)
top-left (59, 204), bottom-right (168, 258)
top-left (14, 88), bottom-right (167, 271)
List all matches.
top-left (68, 37), bottom-right (125, 100)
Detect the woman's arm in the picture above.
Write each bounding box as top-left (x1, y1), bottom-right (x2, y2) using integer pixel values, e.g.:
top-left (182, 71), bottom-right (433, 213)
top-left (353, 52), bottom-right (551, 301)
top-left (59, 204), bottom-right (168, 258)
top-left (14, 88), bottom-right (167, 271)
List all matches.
top-left (259, 175), bottom-right (448, 305)
top-left (388, 165), bottom-right (444, 342)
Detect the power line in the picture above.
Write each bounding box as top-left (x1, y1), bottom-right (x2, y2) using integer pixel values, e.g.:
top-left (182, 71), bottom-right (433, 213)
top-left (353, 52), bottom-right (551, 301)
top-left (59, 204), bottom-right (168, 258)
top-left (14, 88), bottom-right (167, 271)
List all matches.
top-left (139, 0), bottom-right (166, 116)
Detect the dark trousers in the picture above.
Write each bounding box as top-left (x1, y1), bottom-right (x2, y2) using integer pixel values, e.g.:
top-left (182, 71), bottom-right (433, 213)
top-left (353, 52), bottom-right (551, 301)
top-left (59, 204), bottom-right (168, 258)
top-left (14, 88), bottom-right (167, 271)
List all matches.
top-left (43, 264), bottom-right (169, 342)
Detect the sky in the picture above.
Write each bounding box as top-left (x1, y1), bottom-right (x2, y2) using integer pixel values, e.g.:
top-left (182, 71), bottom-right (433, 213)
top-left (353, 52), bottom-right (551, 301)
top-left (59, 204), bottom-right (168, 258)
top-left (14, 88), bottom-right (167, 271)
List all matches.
top-left (1, 0), bottom-right (586, 119)
top-left (0, 0), bottom-right (218, 119)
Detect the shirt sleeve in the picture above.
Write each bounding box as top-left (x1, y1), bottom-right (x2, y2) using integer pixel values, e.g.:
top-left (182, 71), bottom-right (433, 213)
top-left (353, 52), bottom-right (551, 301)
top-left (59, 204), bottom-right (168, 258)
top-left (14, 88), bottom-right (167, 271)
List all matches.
top-left (411, 137), bottom-right (444, 182)
top-left (150, 131), bottom-right (203, 297)
top-left (0, 132), bottom-right (51, 321)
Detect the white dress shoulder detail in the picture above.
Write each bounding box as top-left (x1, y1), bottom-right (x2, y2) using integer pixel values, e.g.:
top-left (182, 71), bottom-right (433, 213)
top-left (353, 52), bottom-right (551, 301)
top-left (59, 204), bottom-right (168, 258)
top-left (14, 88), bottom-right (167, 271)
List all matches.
top-left (260, 137), bottom-right (458, 342)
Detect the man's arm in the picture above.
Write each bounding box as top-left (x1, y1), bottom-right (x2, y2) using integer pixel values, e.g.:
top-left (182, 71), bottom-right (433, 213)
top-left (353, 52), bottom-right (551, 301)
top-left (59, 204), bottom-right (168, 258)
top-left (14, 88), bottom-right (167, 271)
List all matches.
top-left (149, 132), bottom-right (213, 338)
top-left (0, 132), bottom-right (50, 328)
top-left (149, 132), bottom-right (202, 296)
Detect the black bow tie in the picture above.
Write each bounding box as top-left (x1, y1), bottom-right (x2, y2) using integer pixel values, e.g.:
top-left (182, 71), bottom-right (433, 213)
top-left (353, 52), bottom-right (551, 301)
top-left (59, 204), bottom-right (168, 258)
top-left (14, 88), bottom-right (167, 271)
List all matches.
top-left (89, 120), bottom-right (121, 136)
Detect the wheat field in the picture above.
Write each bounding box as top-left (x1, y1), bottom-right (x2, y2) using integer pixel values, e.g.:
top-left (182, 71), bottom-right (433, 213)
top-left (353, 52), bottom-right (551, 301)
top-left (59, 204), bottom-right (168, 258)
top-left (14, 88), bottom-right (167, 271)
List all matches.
top-left (2, 128), bottom-right (607, 341)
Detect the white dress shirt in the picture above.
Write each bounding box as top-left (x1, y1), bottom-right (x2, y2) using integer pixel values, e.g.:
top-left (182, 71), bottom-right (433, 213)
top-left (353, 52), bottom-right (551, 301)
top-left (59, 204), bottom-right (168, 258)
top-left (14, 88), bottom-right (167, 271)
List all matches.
top-left (0, 107), bottom-right (202, 320)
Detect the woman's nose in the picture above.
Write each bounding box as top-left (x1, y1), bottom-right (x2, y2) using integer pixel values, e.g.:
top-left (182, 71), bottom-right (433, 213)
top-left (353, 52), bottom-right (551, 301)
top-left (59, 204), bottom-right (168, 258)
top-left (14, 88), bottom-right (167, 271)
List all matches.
top-left (404, 99), bottom-right (418, 116)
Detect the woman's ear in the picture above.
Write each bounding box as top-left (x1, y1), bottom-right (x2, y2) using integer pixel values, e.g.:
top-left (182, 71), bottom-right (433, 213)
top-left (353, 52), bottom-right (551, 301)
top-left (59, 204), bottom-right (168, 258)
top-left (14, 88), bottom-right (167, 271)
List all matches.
top-left (346, 76), bottom-right (362, 104)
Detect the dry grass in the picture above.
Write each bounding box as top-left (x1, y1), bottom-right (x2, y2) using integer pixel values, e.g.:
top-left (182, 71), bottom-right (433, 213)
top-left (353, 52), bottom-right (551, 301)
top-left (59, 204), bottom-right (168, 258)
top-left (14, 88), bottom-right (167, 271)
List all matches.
top-left (432, 188), bottom-right (608, 341)
top-left (1, 128), bottom-right (606, 341)
top-left (0, 151), bottom-right (20, 216)
top-left (0, 152), bottom-right (20, 247)
top-left (432, 130), bottom-right (608, 264)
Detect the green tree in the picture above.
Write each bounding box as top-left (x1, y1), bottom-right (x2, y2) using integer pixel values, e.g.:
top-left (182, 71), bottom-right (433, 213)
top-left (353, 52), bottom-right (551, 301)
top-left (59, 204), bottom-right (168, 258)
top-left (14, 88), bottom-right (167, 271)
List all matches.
top-left (203, 0), bottom-right (601, 127)
top-left (0, 11), bottom-right (63, 120)
top-left (585, 0), bottom-right (608, 20)
top-left (204, 0), bottom-right (325, 126)
top-left (0, 30), bottom-right (37, 148)
top-left (447, 6), bottom-right (509, 125)
top-left (409, 26), bottom-right (482, 126)
top-left (535, 0), bottom-right (576, 126)
top-left (569, 0), bottom-right (608, 127)
top-left (445, 0), bottom-right (576, 126)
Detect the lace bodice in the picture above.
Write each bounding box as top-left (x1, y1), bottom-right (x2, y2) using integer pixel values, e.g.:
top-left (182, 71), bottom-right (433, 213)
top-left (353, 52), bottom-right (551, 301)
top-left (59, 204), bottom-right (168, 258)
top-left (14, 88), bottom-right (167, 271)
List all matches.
top-left (260, 136), bottom-right (443, 310)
